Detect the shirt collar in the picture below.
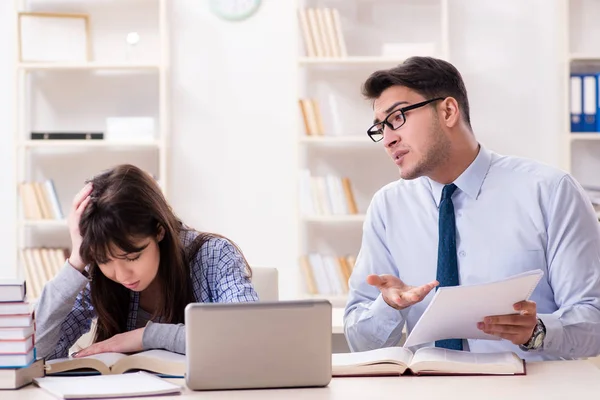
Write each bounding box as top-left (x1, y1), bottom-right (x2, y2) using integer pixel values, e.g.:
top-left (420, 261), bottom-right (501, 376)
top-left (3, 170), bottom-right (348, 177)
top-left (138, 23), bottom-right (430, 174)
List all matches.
top-left (428, 145), bottom-right (492, 207)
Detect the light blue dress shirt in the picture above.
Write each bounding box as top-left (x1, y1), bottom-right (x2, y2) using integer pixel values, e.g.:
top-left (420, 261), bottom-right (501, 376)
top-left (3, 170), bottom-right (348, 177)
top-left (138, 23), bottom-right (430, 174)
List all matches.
top-left (344, 146), bottom-right (600, 361)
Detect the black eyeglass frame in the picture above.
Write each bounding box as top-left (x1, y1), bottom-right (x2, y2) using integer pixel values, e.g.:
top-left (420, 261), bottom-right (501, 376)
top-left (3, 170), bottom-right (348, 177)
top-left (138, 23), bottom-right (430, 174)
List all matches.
top-left (367, 97), bottom-right (445, 142)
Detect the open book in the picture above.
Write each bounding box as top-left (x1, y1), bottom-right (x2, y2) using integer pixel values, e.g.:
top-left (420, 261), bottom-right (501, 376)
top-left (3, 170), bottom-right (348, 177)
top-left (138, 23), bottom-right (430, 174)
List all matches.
top-left (332, 347), bottom-right (525, 377)
top-left (45, 349), bottom-right (185, 378)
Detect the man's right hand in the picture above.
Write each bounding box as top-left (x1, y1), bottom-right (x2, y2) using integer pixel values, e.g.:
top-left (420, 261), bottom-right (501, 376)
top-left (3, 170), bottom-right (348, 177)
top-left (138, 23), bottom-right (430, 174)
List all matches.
top-left (366, 274), bottom-right (439, 310)
top-left (67, 183), bottom-right (93, 272)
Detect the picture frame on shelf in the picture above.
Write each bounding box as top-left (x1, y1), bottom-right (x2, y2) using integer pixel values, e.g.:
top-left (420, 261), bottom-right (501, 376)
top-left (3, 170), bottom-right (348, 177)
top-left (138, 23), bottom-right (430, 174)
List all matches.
top-left (18, 12), bottom-right (91, 63)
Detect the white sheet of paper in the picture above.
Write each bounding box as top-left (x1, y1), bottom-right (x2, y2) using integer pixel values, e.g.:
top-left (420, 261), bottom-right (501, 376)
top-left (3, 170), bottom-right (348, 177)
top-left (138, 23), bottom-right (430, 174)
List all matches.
top-left (46, 352), bottom-right (127, 369)
top-left (403, 269), bottom-right (544, 348)
top-left (332, 346), bottom-right (413, 368)
top-left (34, 371), bottom-right (182, 399)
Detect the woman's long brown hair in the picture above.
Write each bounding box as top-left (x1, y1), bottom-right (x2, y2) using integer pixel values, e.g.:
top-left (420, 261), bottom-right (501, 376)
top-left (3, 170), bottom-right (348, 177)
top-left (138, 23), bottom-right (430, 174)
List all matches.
top-left (77, 164), bottom-right (250, 343)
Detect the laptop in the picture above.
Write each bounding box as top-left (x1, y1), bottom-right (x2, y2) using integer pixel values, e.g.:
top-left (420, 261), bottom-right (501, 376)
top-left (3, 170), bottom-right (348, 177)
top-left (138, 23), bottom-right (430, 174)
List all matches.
top-left (185, 300), bottom-right (332, 390)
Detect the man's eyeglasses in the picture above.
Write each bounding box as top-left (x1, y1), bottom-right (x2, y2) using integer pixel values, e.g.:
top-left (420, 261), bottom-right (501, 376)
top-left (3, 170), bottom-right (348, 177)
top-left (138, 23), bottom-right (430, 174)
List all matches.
top-left (367, 97), bottom-right (445, 142)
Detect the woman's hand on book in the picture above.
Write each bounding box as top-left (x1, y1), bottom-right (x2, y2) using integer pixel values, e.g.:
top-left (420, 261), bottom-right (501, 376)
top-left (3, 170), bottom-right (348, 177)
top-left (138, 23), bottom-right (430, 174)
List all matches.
top-left (477, 300), bottom-right (537, 345)
top-left (67, 183), bottom-right (93, 272)
top-left (73, 328), bottom-right (145, 358)
top-left (366, 274), bottom-right (439, 310)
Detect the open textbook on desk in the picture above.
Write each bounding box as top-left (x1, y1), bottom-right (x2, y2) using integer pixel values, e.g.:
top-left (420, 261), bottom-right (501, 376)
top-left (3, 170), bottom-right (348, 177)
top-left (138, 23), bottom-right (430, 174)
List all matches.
top-left (333, 347), bottom-right (525, 376)
top-left (44, 349), bottom-right (185, 378)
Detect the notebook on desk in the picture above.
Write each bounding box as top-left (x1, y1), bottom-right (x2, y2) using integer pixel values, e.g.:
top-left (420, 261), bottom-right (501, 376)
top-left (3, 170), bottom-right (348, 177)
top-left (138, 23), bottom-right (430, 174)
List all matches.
top-left (33, 371), bottom-right (182, 399)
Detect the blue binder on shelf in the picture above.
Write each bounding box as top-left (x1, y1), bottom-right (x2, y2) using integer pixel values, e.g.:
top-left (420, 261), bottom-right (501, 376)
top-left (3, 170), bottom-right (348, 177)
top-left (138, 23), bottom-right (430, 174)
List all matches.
top-left (571, 74), bottom-right (583, 132)
top-left (582, 74), bottom-right (597, 132)
top-left (596, 73), bottom-right (600, 133)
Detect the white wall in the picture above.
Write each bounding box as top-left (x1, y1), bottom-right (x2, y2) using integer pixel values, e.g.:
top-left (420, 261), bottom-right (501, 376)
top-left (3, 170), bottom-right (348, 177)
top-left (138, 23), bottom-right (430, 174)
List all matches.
top-left (449, 0), bottom-right (562, 168)
top-left (0, 1), bottom-right (17, 278)
top-left (0, 1), bottom-right (564, 297)
top-left (168, 0), bottom-right (300, 298)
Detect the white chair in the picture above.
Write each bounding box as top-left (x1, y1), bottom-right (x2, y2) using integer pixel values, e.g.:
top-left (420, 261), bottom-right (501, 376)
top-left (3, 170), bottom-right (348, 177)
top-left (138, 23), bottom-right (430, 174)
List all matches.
top-left (250, 267), bottom-right (279, 302)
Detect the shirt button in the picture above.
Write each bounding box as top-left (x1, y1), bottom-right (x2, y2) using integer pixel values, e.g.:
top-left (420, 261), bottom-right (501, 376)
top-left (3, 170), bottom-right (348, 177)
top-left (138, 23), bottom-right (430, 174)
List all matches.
top-left (457, 212), bottom-right (462, 217)
top-left (459, 251), bottom-right (466, 257)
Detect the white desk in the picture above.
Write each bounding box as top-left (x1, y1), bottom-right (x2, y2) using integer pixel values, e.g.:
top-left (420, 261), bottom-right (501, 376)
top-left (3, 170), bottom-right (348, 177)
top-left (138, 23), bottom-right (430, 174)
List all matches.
top-left (332, 307), bottom-right (344, 334)
top-left (8, 360), bottom-right (600, 399)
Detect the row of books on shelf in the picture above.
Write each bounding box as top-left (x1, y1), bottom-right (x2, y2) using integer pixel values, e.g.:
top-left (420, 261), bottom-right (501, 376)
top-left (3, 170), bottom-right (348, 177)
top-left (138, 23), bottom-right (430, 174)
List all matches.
top-left (299, 98), bottom-right (326, 136)
top-left (19, 247), bottom-right (68, 300)
top-left (19, 180), bottom-right (64, 220)
top-left (299, 253), bottom-right (356, 296)
top-left (299, 170), bottom-right (359, 216)
top-left (0, 279), bottom-right (43, 389)
top-left (570, 73), bottom-right (600, 132)
top-left (298, 7), bottom-right (347, 59)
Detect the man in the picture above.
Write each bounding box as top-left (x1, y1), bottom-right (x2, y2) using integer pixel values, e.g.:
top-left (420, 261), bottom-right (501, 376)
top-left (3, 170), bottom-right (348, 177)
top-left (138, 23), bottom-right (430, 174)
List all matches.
top-left (344, 56), bottom-right (600, 361)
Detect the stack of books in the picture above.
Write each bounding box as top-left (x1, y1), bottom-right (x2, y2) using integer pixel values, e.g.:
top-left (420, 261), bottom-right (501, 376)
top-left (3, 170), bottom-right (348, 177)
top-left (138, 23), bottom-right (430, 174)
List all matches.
top-left (0, 279), bottom-right (43, 389)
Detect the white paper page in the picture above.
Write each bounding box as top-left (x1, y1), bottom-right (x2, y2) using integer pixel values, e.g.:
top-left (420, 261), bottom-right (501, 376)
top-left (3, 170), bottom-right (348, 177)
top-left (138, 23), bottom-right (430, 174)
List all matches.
top-left (47, 352), bottom-right (127, 369)
top-left (332, 346), bottom-right (413, 367)
top-left (411, 347), bottom-right (519, 366)
top-left (34, 371), bottom-right (182, 399)
top-left (404, 269), bottom-right (543, 348)
top-left (130, 349), bottom-right (186, 363)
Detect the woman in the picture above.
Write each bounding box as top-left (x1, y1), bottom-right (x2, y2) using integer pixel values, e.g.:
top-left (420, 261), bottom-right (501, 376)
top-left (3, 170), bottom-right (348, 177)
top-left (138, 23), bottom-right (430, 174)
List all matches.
top-left (34, 164), bottom-right (259, 360)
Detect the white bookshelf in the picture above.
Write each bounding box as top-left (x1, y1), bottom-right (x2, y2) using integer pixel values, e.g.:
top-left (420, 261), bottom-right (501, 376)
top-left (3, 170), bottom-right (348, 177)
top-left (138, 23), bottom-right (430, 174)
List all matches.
top-left (22, 140), bottom-right (162, 148)
top-left (14, 0), bottom-right (170, 298)
top-left (568, 54), bottom-right (600, 62)
top-left (562, 0), bottom-right (600, 219)
top-left (18, 62), bottom-right (161, 71)
top-left (569, 134), bottom-right (600, 141)
top-left (299, 56), bottom-right (410, 66)
top-left (295, 0), bottom-right (450, 306)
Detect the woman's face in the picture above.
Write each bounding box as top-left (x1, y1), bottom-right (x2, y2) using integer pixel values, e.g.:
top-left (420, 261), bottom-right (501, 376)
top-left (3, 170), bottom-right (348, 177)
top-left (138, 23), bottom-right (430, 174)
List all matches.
top-left (97, 231), bottom-right (164, 292)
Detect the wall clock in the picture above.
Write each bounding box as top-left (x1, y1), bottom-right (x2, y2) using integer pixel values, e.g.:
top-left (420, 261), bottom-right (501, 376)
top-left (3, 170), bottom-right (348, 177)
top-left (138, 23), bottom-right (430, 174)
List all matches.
top-left (209, 0), bottom-right (262, 21)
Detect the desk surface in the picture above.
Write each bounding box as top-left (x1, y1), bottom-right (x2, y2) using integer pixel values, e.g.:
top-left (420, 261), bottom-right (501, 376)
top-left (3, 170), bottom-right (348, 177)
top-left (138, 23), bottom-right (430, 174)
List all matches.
top-left (7, 360), bottom-right (600, 400)
top-left (332, 307), bottom-right (343, 334)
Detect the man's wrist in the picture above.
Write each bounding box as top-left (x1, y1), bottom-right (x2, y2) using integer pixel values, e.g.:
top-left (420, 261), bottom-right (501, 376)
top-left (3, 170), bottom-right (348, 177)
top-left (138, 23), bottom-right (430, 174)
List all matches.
top-left (520, 317), bottom-right (546, 351)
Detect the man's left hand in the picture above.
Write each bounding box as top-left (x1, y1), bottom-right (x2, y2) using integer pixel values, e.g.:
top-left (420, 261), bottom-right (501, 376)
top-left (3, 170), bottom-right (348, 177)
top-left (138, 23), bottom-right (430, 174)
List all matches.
top-left (73, 328), bottom-right (145, 358)
top-left (477, 300), bottom-right (537, 345)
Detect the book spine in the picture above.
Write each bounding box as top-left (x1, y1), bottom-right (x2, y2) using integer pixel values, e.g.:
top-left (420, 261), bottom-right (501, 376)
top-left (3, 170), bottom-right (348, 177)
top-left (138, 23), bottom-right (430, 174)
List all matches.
top-left (31, 133), bottom-right (104, 140)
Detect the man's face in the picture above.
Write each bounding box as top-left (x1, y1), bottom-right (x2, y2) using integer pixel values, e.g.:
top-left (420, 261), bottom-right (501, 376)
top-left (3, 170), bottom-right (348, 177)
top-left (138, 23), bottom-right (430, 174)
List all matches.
top-left (373, 86), bottom-right (450, 180)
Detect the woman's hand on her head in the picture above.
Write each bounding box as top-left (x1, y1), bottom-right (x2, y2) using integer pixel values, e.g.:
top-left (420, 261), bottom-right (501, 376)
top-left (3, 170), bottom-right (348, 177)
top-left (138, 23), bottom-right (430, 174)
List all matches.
top-left (67, 183), bottom-right (93, 272)
top-left (72, 328), bottom-right (145, 358)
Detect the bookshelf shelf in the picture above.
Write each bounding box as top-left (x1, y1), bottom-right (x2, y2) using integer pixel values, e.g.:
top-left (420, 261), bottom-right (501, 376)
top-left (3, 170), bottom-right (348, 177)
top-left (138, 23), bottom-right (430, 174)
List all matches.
top-left (22, 140), bottom-right (161, 149)
top-left (18, 62), bottom-right (161, 71)
top-left (299, 56), bottom-right (408, 66)
top-left (299, 136), bottom-right (373, 145)
top-left (568, 53), bottom-right (600, 62)
top-left (569, 133), bottom-right (600, 141)
top-left (302, 215), bottom-right (366, 223)
top-left (303, 293), bottom-right (348, 309)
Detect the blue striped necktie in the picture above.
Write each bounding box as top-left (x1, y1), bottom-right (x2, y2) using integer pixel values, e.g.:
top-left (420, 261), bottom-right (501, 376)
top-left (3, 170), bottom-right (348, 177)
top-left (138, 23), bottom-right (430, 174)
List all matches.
top-left (435, 183), bottom-right (463, 351)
